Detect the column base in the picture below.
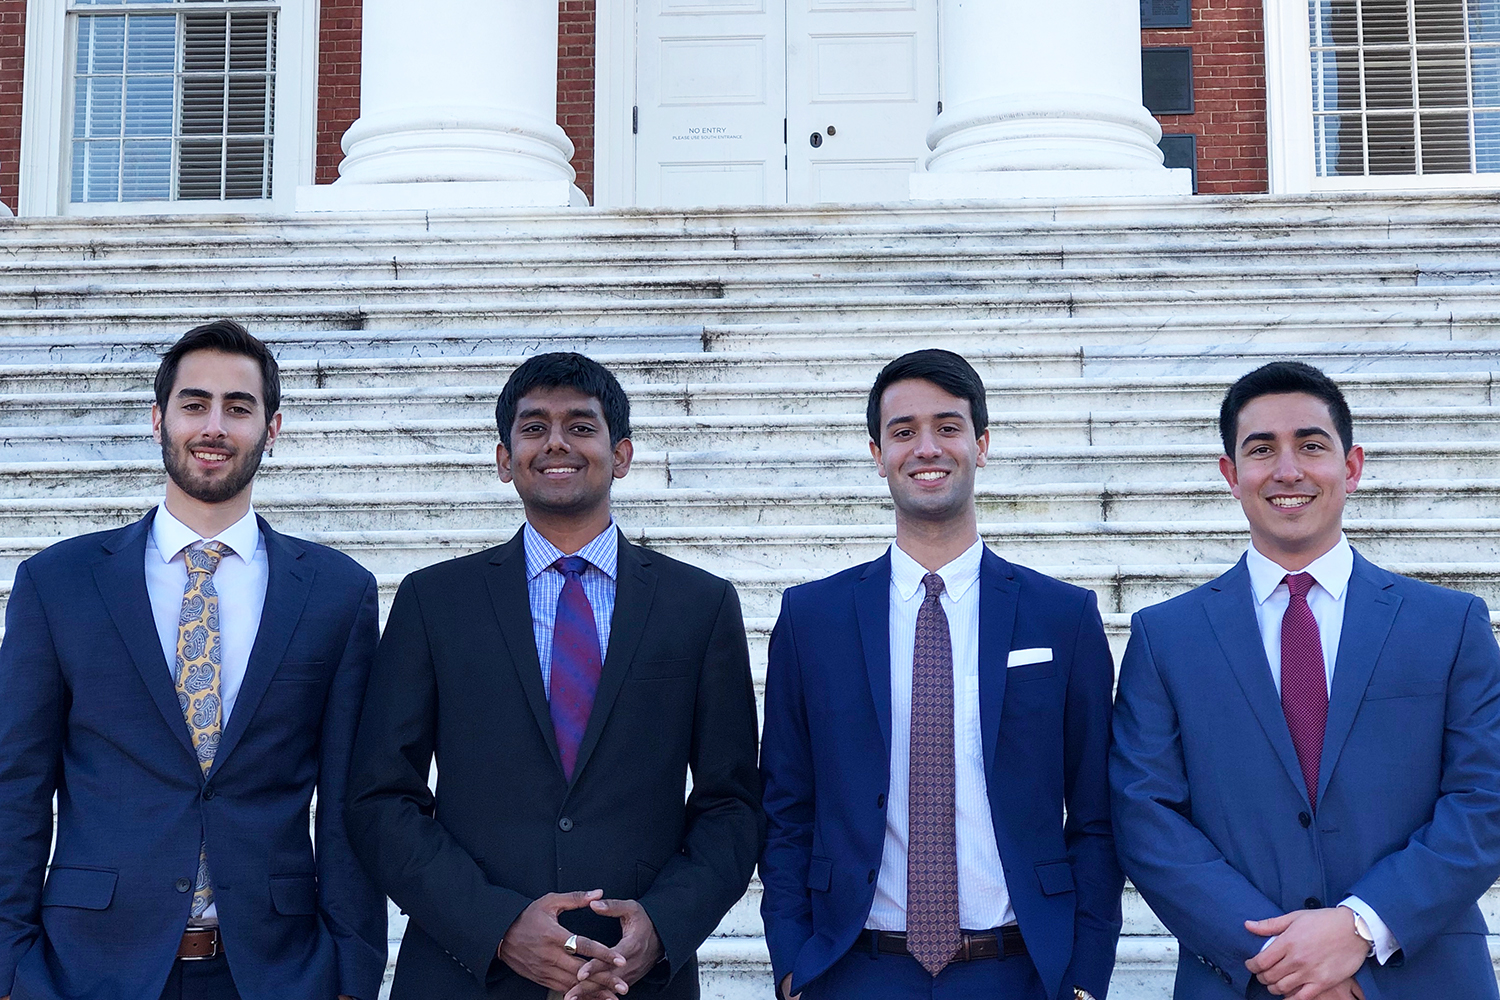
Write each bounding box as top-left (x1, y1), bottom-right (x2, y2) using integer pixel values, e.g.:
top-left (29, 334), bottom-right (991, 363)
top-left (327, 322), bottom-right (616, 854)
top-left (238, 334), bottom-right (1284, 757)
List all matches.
top-left (911, 168), bottom-right (1192, 202)
top-left (296, 180), bottom-right (589, 213)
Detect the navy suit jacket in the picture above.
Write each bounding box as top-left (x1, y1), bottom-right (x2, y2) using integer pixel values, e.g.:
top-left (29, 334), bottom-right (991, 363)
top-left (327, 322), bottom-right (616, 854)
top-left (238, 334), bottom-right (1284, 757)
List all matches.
top-left (0, 509), bottom-right (388, 1000)
top-left (759, 547), bottom-right (1123, 1000)
top-left (1110, 551), bottom-right (1500, 1000)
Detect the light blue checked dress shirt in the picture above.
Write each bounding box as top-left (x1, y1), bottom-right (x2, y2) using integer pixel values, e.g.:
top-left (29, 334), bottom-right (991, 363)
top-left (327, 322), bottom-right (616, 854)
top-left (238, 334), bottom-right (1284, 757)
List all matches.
top-left (524, 521), bottom-right (618, 697)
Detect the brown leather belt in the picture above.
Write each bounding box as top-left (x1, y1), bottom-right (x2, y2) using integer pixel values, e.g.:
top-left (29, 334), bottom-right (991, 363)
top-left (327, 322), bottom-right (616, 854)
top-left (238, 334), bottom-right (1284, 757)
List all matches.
top-left (177, 927), bottom-right (222, 961)
top-left (854, 925), bottom-right (1027, 962)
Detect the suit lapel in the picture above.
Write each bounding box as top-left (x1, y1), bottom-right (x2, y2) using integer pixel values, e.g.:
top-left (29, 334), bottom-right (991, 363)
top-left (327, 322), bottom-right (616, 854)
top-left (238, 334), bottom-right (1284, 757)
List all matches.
top-left (978, 548), bottom-right (1020, 777)
top-left (1204, 558), bottom-right (1312, 808)
top-left (854, 552), bottom-right (893, 757)
top-left (93, 511), bottom-right (197, 762)
top-left (571, 532), bottom-right (657, 785)
top-left (484, 530), bottom-right (563, 774)
top-left (209, 518), bottom-right (314, 778)
top-left (1318, 552), bottom-right (1400, 804)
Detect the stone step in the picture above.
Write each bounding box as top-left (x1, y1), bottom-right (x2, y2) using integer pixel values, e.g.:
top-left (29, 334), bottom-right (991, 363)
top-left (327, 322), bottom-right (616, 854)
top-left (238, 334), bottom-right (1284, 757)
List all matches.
top-left (3, 520), bottom-right (1498, 580)
top-left (0, 370), bottom-right (1494, 425)
top-left (1, 404), bottom-right (1493, 461)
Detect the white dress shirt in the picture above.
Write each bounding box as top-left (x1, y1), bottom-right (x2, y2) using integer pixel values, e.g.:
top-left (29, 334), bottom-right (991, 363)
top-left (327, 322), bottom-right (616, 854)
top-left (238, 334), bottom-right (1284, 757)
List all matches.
top-left (1245, 535), bottom-right (1398, 964)
top-left (145, 504), bottom-right (269, 923)
top-left (867, 539), bottom-right (1013, 932)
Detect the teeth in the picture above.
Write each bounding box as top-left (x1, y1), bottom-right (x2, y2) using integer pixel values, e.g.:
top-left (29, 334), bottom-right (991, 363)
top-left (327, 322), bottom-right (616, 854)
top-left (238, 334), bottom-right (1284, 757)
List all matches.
top-left (913, 471), bottom-right (947, 481)
top-left (543, 468), bottom-right (578, 475)
top-left (192, 452), bottom-right (228, 463)
top-left (1270, 496), bottom-right (1312, 508)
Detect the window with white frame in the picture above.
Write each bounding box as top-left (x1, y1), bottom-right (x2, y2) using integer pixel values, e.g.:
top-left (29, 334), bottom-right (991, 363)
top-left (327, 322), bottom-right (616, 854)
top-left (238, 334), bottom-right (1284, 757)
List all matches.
top-left (69, 1), bottom-right (277, 203)
top-left (1309, 0), bottom-right (1500, 177)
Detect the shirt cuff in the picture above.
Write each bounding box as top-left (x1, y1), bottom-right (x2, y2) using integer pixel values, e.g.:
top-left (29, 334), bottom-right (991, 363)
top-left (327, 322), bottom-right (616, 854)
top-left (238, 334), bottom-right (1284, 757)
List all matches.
top-left (1340, 896), bottom-right (1400, 965)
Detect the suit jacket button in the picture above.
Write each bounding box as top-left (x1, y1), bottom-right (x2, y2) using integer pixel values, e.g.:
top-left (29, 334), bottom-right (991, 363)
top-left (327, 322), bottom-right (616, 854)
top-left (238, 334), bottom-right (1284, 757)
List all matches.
top-left (203, 787), bottom-right (216, 801)
top-left (175, 878), bottom-right (191, 893)
top-left (876, 794), bottom-right (886, 809)
top-left (558, 817), bottom-right (574, 832)
top-left (1298, 812), bottom-right (1311, 828)
top-left (1305, 897), bottom-right (1322, 909)
top-left (867, 870), bottom-right (876, 884)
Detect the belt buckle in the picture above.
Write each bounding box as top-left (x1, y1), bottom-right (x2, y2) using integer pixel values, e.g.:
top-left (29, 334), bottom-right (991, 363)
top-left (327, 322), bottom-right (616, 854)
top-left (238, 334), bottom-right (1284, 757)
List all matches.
top-left (180, 929), bottom-right (219, 962)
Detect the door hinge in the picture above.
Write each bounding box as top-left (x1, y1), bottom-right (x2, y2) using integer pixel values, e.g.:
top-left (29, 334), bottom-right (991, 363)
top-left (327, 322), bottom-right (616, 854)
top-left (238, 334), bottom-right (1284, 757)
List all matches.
top-left (784, 118), bottom-right (788, 144)
top-left (633, 106), bottom-right (639, 134)
top-left (937, 101), bottom-right (943, 114)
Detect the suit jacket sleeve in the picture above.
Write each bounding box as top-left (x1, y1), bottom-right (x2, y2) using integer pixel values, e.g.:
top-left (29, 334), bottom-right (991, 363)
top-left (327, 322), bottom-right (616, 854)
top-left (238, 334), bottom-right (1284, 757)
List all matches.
top-left (315, 571), bottom-right (390, 1000)
top-left (636, 579), bottom-right (763, 978)
top-left (1060, 589), bottom-right (1125, 999)
top-left (1346, 595), bottom-right (1500, 959)
top-left (346, 575), bottom-right (533, 987)
top-left (0, 562), bottom-right (64, 995)
top-left (757, 591), bottom-right (815, 992)
top-left (1109, 612), bottom-right (1281, 994)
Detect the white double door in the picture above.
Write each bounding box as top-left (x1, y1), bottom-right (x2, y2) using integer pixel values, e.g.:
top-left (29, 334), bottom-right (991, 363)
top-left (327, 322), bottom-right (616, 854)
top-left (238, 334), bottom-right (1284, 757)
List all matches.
top-left (634, 0), bottom-right (938, 207)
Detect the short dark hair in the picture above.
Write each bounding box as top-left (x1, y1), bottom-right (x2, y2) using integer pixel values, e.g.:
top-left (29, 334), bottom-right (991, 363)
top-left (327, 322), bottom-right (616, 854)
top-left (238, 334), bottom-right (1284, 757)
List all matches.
top-left (1219, 361), bottom-right (1353, 457)
top-left (495, 352), bottom-right (631, 449)
top-left (866, 349), bottom-right (989, 443)
top-left (154, 319), bottom-right (281, 421)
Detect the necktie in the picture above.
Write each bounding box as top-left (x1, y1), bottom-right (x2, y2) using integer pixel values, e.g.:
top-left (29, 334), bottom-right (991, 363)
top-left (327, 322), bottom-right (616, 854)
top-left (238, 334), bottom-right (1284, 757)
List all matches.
top-left (175, 540), bottom-right (232, 919)
top-left (906, 572), bottom-right (960, 977)
top-left (550, 556), bottom-right (603, 781)
top-left (1281, 572), bottom-right (1328, 811)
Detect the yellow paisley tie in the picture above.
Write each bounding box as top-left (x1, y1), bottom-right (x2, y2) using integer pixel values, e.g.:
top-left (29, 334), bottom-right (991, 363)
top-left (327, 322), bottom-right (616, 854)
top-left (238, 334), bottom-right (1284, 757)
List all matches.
top-left (175, 540), bottom-right (232, 920)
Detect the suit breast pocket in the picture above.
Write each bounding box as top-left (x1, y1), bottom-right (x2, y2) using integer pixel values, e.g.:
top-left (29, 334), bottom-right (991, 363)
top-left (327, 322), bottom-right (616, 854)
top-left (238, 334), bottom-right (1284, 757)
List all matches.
top-left (271, 661), bottom-right (327, 684)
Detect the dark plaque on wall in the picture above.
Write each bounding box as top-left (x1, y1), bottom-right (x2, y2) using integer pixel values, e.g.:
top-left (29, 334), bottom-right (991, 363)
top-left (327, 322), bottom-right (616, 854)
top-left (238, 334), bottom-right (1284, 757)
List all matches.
top-left (1142, 47), bottom-right (1194, 115)
top-left (1141, 0), bottom-right (1190, 28)
top-left (1158, 133), bottom-right (1198, 193)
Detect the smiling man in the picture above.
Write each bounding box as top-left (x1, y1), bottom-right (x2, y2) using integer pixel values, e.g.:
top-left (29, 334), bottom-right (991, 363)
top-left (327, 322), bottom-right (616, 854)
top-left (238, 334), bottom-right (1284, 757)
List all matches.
top-left (346, 352), bottom-right (762, 1000)
top-left (0, 320), bottom-right (388, 1000)
top-left (1110, 361), bottom-right (1500, 1000)
top-left (759, 349), bottom-right (1122, 1000)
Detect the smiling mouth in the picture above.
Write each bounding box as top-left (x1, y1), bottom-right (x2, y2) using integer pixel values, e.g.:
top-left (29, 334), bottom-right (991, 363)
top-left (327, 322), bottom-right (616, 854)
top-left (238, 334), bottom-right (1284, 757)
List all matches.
top-left (191, 450), bottom-right (231, 464)
top-left (540, 467), bottom-right (582, 476)
top-left (1269, 496), bottom-right (1314, 509)
top-left (912, 471), bottom-right (949, 481)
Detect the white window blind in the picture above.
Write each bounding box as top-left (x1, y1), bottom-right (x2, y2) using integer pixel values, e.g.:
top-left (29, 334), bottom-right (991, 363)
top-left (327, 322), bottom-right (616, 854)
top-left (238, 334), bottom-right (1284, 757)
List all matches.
top-left (70, 1), bottom-right (277, 203)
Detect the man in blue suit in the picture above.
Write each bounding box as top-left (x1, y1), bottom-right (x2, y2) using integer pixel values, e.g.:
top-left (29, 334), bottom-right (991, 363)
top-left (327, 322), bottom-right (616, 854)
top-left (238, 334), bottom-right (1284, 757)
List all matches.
top-left (0, 321), bottom-right (387, 1000)
top-left (1111, 361), bottom-right (1500, 1000)
top-left (760, 349), bottom-right (1123, 1000)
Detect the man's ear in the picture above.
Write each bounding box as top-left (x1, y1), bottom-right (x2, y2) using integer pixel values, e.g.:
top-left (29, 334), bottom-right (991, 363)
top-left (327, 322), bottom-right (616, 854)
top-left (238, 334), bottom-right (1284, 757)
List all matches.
top-left (869, 439), bottom-right (888, 478)
top-left (975, 428), bottom-right (990, 467)
top-left (263, 412), bottom-right (282, 455)
top-left (1344, 443), bottom-right (1364, 495)
top-left (612, 437), bottom-right (634, 480)
top-left (151, 404), bottom-right (163, 444)
top-left (496, 441), bottom-right (513, 483)
top-left (1219, 454), bottom-right (1240, 498)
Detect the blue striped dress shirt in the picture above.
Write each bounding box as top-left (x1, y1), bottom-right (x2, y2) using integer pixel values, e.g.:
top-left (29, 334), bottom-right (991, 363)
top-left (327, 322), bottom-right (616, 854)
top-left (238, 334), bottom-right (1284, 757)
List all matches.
top-left (524, 521), bottom-right (618, 697)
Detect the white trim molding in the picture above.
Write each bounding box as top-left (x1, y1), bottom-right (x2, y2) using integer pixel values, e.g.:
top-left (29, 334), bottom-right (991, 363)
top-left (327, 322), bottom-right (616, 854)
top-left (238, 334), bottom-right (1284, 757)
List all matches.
top-left (593, 0), bottom-right (637, 209)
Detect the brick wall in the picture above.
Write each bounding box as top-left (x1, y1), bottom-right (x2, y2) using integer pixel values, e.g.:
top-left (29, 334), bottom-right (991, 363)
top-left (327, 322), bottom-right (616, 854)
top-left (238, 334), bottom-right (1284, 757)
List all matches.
top-left (1143, 0), bottom-right (1270, 194)
top-left (0, 0), bottom-right (25, 214)
top-left (558, 0), bottom-right (596, 204)
top-left (316, 0), bottom-right (361, 185)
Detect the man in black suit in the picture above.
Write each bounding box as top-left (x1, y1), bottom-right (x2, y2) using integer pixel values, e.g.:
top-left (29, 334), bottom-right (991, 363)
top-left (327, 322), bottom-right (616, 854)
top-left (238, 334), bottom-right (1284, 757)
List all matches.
top-left (346, 352), bottom-right (763, 1000)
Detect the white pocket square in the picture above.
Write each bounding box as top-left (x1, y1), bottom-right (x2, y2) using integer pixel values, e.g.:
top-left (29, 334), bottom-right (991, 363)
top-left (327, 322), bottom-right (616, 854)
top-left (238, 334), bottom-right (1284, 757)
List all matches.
top-left (1007, 647), bottom-right (1053, 668)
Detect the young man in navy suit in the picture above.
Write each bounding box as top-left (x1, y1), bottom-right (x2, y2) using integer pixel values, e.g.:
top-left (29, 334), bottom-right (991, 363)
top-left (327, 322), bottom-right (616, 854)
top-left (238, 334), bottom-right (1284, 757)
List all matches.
top-left (759, 349), bottom-right (1122, 1000)
top-left (0, 321), bottom-right (387, 1000)
top-left (1111, 361), bottom-right (1500, 999)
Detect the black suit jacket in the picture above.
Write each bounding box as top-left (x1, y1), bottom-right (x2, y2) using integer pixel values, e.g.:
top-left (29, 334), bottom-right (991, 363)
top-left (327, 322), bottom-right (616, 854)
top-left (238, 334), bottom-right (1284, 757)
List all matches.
top-left (346, 528), bottom-right (763, 1000)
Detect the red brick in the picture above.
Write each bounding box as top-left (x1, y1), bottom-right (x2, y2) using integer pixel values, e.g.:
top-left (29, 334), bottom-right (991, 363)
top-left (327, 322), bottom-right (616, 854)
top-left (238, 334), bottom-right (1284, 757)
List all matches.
top-left (0, 0), bottom-right (23, 212)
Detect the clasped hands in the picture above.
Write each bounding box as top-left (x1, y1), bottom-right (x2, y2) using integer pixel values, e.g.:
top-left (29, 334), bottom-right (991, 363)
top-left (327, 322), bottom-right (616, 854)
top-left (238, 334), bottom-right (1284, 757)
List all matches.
top-left (1244, 907), bottom-right (1371, 1000)
top-left (498, 889), bottom-right (663, 1000)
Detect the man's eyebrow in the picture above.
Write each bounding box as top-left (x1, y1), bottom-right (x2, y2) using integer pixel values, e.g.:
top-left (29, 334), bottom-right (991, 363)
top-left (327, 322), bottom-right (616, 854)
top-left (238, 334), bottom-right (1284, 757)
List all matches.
top-left (1294, 427), bottom-right (1333, 440)
top-left (884, 413), bottom-right (915, 429)
top-left (175, 388), bottom-right (213, 400)
top-left (517, 406), bottom-right (601, 421)
top-left (224, 391), bottom-right (259, 405)
top-left (1240, 427), bottom-right (1334, 449)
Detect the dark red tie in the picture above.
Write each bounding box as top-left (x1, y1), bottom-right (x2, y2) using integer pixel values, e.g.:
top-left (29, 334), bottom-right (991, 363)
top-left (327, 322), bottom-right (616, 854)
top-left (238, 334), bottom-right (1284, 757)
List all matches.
top-left (1281, 573), bottom-right (1327, 811)
top-left (550, 556), bottom-right (602, 781)
top-left (906, 572), bottom-right (960, 977)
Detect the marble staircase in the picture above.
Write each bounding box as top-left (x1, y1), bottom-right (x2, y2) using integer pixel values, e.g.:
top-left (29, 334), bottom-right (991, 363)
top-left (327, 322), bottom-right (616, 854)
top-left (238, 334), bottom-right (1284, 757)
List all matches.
top-left (3, 193), bottom-right (1500, 997)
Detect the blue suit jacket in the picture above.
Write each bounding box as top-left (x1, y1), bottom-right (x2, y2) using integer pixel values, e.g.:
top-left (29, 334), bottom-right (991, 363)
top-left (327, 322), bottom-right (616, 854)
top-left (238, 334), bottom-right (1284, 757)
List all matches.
top-left (1110, 551), bottom-right (1500, 1000)
top-left (0, 510), bottom-right (388, 1000)
top-left (759, 547), bottom-right (1123, 1000)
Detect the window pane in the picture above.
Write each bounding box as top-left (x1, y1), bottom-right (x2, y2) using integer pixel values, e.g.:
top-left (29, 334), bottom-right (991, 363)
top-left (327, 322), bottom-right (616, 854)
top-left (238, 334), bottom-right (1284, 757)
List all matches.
top-left (1414, 0), bottom-right (1465, 44)
top-left (84, 17), bottom-right (125, 75)
top-left (1361, 0), bottom-right (1411, 45)
top-left (81, 140), bottom-right (121, 201)
top-left (1475, 46), bottom-right (1500, 106)
top-left (181, 74), bottom-right (225, 135)
top-left (125, 15), bottom-right (174, 73)
top-left (228, 12), bottom-right (271, 74)
top-left (86, 76), bottom-right (123, 138)
top-left (1311, 48), bottom-right (1363, 111)
top-left (1420, 111), bottom-right (1472, 170)
top-left (1417, 48), bottom-right (1469, 107)
top-left (178, 138), bottom-right (224, 199)
top-left (121, 138), bottom-right (172, 199)
top-left (1367, 113), bottom-right (1417, 172)
top-left (224, 137), bottom-right (268, 198)
top-left (1314, 113), bottom-right (1366, 175)
top-left (124, 74), bottom-right (173, 136)
top-left (1475, 109), bottom-right (1500, 169)
top-left (1470, 0), bottom-right (1500, 44)
top-left (1365, 50), bottom-right (1415, 109)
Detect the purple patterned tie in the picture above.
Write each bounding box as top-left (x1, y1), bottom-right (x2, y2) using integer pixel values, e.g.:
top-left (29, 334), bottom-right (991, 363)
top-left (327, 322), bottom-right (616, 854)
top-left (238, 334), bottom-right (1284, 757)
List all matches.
top-left (1281, 573), bottom-right (1328, 811)
top-left (550, 556), bottom-right (603, 781)
top-left (907, 572), bottom-right (960, 977)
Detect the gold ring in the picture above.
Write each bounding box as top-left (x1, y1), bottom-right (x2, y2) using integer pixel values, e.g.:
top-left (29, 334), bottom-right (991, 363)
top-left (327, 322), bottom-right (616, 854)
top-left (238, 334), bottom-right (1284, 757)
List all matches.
top-left (564, 934), bottom-right (579, 956)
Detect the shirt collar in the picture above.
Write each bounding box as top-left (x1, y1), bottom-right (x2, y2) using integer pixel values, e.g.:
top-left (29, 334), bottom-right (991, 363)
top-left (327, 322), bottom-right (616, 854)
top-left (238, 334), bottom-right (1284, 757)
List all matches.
top-left (150, 503), bottom-right (260, 564)
top-left (524, 521), bottom-right (619, 582)
top-left (1245, 534), bottom-right (1354, 605)
top-left (889, 537), bottom-right (983, 603)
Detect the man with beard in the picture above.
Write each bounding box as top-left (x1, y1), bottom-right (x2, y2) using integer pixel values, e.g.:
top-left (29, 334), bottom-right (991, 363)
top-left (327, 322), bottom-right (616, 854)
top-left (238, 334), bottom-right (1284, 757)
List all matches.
top-left (0, 321), bottom-right (387, 1000)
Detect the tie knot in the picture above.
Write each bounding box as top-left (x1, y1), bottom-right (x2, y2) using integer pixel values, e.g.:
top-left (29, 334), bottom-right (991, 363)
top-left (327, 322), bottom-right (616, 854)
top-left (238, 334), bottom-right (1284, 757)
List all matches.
top-left (922, 572), bottom-right (945, 600)
top-left (555, 555), bottom-right (590, 578)
top-left (1286, 572), bottom-right (1316, 601)
top-left (185, 541), bottom-right (231, 576)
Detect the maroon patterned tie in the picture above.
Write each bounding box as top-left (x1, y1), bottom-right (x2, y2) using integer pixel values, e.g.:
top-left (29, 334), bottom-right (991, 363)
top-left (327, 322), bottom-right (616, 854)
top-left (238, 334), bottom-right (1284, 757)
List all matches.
top-left (907, 572), bottom-right (960, 977)
top-left (1281, 573), bottom-right (1327, 811)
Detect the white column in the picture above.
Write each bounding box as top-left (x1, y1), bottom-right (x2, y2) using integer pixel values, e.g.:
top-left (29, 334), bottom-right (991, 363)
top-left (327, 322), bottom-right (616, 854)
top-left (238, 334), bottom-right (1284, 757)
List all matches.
top-left (911, 0), bottom-right (1191, 200)
top-left (298, 0), bottom-right (586, 212)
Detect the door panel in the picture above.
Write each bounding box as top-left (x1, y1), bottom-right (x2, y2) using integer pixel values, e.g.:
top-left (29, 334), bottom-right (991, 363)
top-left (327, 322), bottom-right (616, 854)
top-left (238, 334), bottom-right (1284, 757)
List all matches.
top-left (636, 0), bottom-right (788, 207)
